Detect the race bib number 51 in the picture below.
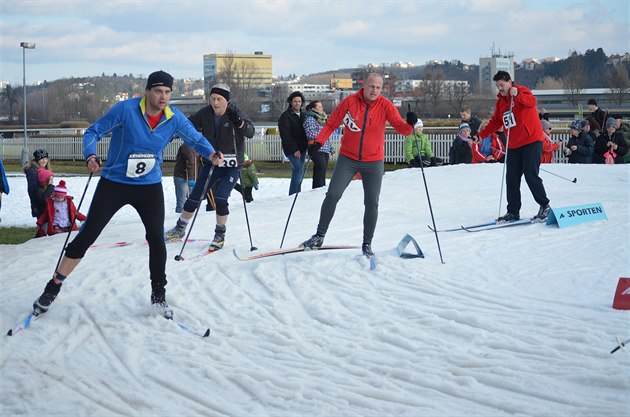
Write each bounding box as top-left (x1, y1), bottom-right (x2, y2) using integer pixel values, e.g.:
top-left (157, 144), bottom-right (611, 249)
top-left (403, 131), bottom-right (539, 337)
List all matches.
top-left (126, 153), bottom-right (156, 178)
top-left (502, 110), bottom-right (516, 129)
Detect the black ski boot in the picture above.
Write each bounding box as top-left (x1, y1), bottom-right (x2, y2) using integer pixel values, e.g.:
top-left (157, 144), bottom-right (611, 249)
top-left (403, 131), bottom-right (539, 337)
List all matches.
top-left (151, 292), bottom-right (173, 320)
top-left (33, 279), bottom-right (62, 316)
top-left (209, 224), bottom-right (226, 251)
top-left (362, 243), bottom-right (375, 257)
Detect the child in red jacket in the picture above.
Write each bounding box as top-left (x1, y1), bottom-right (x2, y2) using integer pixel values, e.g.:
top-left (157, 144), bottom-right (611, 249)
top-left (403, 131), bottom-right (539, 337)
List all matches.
top-left (37, 180), bottom-right (86, 236)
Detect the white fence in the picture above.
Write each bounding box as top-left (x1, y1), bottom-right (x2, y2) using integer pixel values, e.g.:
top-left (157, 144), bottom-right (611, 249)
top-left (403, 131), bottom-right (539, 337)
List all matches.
top-left (0, 131), bottom-right (572, 164)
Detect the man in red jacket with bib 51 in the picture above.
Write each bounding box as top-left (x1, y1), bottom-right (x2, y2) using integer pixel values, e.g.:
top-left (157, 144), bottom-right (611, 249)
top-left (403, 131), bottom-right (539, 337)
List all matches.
top-left (477, 70), bottom-right (551, 223)
top-left (301, 73), bottom-right (413, 256)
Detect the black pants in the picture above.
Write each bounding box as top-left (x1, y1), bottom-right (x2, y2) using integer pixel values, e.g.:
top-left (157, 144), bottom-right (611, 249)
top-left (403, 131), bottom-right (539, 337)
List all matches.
top-left (311, 151), bottom-right (330, 189)
top-left (505, 141), bottom-right (550, 215)
top-left (65, 178), bottom-right (167, 295)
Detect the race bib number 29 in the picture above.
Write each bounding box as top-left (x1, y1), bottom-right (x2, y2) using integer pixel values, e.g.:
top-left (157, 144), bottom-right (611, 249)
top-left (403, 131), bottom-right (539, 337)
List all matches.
top-left (221, 154), bottom-right (238, 168)
top-left (126, 153), bottom-right (156, 178)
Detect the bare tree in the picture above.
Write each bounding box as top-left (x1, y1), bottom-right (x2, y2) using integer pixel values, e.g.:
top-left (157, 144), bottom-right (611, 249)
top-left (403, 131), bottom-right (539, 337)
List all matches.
top-left (420, 67), bottom-right (444, 117)
top-left (213, 51), bottom-right (261, 114)
top-left (562, 54), bottom-right (587, 105)
top-left (445, 82), bottom-right (471, 114)
top-left (605, 63), bottom-right (630, 106)
top-left (1, 84), bottom-right (21, 122)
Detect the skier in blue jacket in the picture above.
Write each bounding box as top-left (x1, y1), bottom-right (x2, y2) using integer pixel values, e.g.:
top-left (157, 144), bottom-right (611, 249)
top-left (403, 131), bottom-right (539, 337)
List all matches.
top-left (32, 70), bottom-right (224, 319)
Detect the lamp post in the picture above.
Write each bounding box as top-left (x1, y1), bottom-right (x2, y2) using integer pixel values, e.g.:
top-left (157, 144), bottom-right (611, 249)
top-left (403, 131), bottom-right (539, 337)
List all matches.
top-left (20, 42), bottom-right (36, 165)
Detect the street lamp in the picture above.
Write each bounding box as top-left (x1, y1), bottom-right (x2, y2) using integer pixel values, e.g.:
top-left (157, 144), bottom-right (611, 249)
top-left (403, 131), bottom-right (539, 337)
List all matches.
top-left (20, 42), bottom-right (36, 165)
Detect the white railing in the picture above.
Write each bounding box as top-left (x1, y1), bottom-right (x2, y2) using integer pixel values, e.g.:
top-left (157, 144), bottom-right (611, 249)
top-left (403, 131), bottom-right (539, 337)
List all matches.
top-left (0, 131), bottom-right (572, 164)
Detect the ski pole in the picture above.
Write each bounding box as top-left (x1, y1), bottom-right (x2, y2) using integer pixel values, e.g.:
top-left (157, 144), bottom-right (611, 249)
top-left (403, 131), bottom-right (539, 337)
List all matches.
top-left (53, 172), bottom-right (93, 273)
top-left (539, 167), bottom-right (577, 183)
top-left (611, 336), bottom-right (630, 354)
top-left (280, 154), bottom-right (311, 248)
top-left (174, 164), bottom-right (215, 261)
top-left (413, 137), bottom-right (444, 264)
top-left (497, 95), bottom-right (514, 220)
top-left (238, 176), bottom-right (257, 252)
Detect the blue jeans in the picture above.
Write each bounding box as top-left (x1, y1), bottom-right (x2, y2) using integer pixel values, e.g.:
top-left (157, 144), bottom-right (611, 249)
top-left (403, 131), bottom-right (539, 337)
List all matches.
top-left (173, 176), bottom-right (190, 213)
top-left (287, 153), bottom-right (306, 195)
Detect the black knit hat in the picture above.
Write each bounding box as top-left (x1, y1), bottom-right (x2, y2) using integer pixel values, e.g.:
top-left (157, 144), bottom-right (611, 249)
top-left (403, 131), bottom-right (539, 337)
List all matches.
top-left (33, 148), bottom-right (48, 161)
top-left (210, 83), bottom-right (230, 101)
top-left (146, 70), bottom-right (173, 90)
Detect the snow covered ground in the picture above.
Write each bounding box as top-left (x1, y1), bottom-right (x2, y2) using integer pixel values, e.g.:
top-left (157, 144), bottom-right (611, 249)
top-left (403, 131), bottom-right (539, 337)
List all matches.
top-left (1, 163), bottom-right (628, 417)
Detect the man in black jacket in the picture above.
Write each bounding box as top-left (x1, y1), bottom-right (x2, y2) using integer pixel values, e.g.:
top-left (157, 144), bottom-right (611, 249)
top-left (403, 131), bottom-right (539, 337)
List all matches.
top-left (165, 83), bottom-right (255, 251)
top-left (278, 91), bottom-right (308, 195)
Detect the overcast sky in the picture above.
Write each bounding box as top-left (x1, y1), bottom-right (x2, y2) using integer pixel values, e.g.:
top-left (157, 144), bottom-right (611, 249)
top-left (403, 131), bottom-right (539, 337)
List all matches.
top-left (1, 0), bottom-right (628, 86)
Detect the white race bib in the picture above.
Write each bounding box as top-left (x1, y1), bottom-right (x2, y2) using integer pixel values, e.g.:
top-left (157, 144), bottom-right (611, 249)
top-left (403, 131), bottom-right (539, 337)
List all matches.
top-left (502, 110), bottom-right (516, 129)
top-left (343, 111), bottom-right (361, 132)
top-left (220, 154), bottom-right (238, 168)
top-left (126, 153), bottom-right (156, 178)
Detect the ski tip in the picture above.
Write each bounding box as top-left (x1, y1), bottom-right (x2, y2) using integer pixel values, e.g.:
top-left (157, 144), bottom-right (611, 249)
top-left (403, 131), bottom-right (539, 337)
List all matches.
top-left (202, 329), bottom-right (210, 338)
top-left (7, 329), bottom-right (13, 336)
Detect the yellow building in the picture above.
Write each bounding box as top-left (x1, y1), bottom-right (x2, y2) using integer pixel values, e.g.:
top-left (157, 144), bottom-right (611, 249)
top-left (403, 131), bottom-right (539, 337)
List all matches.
top-left (203, 52), bottom-right (272, 89)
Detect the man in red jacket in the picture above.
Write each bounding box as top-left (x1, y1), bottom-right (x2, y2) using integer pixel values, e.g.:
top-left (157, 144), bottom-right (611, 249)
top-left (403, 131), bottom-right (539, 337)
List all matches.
top-left (301, 73), bottom-right (414, 256)
top-left (477, 71), bottom-right (551, 223)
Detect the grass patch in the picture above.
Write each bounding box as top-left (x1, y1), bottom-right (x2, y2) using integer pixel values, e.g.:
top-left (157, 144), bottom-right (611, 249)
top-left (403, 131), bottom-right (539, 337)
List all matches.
top-left (0, 226), bottom-right (37, 244)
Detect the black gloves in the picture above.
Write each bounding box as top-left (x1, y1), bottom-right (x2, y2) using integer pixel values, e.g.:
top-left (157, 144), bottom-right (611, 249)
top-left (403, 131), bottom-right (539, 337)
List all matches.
top-left (226, 104), bottom-right (242, 128)
top-left (308, 141), bottom-right (322, 155)
top-left (406, 111), bottom-right (418, 127)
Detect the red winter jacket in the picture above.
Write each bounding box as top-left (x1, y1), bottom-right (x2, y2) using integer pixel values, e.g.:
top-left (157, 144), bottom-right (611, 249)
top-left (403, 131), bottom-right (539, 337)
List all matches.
top-left (541, 131), bottom-right (559, 163)
top-left (472, 133), bottom-right (505, 163)
top-left (314, 88), bottom-right (413, 162)
top-left (478, 85), bottom-right (543, 149)
top-left (36, 196), bottom-right (86, 236)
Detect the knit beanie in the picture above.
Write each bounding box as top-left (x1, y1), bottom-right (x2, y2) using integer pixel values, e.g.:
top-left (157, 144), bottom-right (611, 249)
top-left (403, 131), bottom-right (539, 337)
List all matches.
top-left (53, 180), bottom-right (67, 197)
top-left (606, 118), bottom-right (617, 129)
top-left (459, 123), bottom-right (471, 134)
top-left (210, 83), bottom-right (231, 101)
top-left (38, 169), bottom-right (54, 185)
top-left (146, 70), bottom-right (174, 90)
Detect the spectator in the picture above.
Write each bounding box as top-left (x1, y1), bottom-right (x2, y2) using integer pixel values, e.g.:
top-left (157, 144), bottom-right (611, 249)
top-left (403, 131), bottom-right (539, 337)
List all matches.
top-left (538, 107), bottom-right (550, 121)
top-left (404, 119), bottom-right (435, 167)
top-left (540, 119), bottom-right (559, 163)
top-left (613, 117), bottom-right (630, 163)
top-left (23, 148), bottom-right (51, 218)
top-left (476, 70), bottom-right (551, 222)
top-left (472, 132), bottom-right (505, 164)
top-left (303, 100), bottom-right (334, 188)
top-left (460, 105), bottom-right (482, 136)
top-left (173, 143), bottom-right (200, 213)
top-left (565, 119), bottom-right (594, 164)
top-left (34, 168), bottom-right (55, 219)
top-left (240, 155), bottom-right (259, 203)
top-left (584, 116), bottom-right (602, 138)
top-left (36, 180), bottom-right (87, 236)
top-left (300, 73), bottom-right (413, 257)
top-left (593, 118), bottom-right (628, 164)
top-left (278, 91), bottom-right (308, 195)
top-left (0, 158), bottom-right (9, 223)
top-left (587, 99), bottom-right (607, 131)
top-left (581, 119), bottom-right (597, 143)
top-left (448, 123), bottom-right (473, 164)
top-left (165, 83), bottom-right (255, 251)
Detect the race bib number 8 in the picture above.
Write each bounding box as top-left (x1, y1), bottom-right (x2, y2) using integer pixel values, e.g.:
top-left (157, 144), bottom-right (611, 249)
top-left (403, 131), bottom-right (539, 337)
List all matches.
top-left (503, 110), bottom-right (516, 129)
top-left (221, 154), bottom-right (238, 168)
top-left (126, 153), bottom-right (156, 178)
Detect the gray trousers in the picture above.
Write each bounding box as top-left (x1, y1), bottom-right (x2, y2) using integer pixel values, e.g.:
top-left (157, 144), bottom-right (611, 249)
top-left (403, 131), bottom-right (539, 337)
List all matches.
top-left (316, 154), bottom-right (384, 244)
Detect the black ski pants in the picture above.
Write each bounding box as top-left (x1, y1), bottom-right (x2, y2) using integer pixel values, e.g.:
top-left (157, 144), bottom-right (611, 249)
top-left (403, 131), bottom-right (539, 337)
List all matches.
top-left (505, 141), bottom-right (550, 215)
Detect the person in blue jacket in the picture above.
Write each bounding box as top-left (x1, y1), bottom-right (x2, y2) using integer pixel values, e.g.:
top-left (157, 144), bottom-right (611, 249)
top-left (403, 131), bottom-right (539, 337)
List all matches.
top-left (32, 70), bottom-right (224, 319)
top-left (0, 158), bottom-right (9, 223)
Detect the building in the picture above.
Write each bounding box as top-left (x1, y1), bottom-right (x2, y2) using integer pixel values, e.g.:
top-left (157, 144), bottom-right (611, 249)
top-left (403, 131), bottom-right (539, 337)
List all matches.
top-left (479, 53), bottom-right (514, 95)
top-left (203, 51), bottom-right (272, 90)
